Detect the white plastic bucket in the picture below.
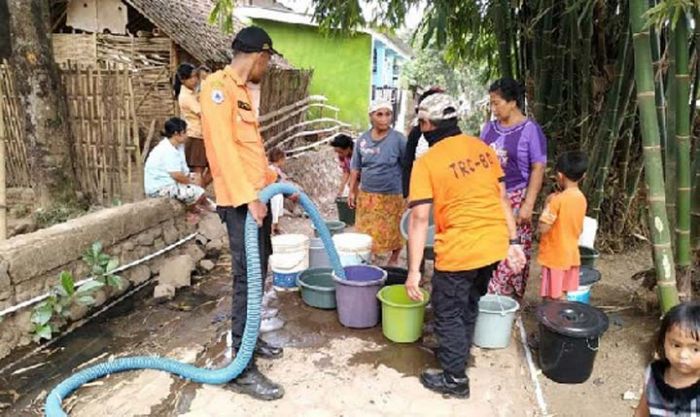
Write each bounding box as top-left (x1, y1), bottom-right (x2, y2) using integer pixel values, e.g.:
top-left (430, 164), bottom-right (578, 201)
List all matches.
top-left (578, 216), bottom-right (598, 249)
top-left (332, 233), bottom-right (372, 266)
top-left (270, 234), bottom-right (309, 291)
top-left (272, 234), bottom-right (310, 256)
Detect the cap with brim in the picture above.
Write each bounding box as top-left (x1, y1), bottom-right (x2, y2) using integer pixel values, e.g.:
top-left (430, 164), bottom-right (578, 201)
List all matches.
top-left (417, 93), bottom-right (459, 121)
top-left (232, 26), bottom-right (283, 57)
top-left (369, 99), bottom-right (393, 114)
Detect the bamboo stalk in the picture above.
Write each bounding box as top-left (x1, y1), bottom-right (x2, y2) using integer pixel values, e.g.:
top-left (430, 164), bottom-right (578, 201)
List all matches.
top-left (630, 0), bottom-right (679, 313)
top-left (672, 15), bottom-right (692, 268)
top-left (0, 72), bottom-right (6, 240)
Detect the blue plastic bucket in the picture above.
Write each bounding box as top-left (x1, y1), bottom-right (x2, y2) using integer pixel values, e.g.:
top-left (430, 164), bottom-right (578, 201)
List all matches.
top-left (567, 285), bottom-right (591, 304)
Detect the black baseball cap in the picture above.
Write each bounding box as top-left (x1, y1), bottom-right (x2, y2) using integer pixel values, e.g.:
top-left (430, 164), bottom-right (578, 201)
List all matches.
top-left (231, 26), bottom-right (282, 56)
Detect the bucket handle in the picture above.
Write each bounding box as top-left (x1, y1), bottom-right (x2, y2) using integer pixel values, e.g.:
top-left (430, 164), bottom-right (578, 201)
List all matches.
top-left (586, 337), bottom-right (600, 352)
top-left (493, 289), bottom-right (508, 316)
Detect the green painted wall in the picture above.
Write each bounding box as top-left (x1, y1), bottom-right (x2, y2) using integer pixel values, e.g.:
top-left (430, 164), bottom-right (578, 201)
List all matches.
top-left (254, 19), bottom-right (372, 130)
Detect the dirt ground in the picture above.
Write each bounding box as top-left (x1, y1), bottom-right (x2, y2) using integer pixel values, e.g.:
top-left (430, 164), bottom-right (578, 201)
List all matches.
top-left (0, 206), bottom-right (661, 417)
top-left (522, 246), bottom-right (658, 417)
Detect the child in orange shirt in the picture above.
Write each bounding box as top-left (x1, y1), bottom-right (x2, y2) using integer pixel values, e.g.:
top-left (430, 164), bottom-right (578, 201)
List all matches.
top-left (538, 151), bottom-right (588, 300)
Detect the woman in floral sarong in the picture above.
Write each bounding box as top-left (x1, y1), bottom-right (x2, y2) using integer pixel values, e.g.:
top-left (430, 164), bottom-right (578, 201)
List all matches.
top-left (348, 100), bottom-right (407, 266)
top-left (481, 78), bottom-right (547, 299)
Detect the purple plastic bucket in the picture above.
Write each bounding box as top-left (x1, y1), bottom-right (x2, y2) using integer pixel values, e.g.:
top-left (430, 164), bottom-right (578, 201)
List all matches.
top-left (332, 265), bottom-right (387, 328)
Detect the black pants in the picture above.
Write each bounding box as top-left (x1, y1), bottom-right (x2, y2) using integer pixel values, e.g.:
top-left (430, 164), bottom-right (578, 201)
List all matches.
top-left (432, 263), bottom-right (497, 378)
top-left (218, 204), bottom-right (272, 351)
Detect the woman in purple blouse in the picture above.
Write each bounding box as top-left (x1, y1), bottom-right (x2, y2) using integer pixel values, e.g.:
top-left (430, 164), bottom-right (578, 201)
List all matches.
top-left (480, 78), bottom-right (547, 299)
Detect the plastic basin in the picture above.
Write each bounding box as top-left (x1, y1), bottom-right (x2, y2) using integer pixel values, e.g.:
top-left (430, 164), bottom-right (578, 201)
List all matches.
top-left (382, 267), bottom-right (408, 286)
top-left (313, 220), bottom-right (346, 237)
top-left (377, 285), bottom-right (430, 343)
top-left (298, 268), bottom-right (336, 309)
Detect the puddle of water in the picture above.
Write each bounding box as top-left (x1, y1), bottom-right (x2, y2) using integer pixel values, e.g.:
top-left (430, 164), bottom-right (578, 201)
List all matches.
top-left (348, 343), bottom-right (438, 377)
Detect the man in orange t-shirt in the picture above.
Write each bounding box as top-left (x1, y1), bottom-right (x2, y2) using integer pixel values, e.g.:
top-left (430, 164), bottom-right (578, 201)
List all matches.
top-left (406, 93), bottom-right (526, 398)
top-left (537, 151), bottom-right (588, 300)
top-left (200, 26), bottom-right (283, 401)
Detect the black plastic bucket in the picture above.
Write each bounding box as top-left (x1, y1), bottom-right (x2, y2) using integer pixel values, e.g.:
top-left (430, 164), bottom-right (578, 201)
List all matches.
top-left (382, 267), bottom-right (408, 286)
top-left (536, 301), bottom-right (609, 384)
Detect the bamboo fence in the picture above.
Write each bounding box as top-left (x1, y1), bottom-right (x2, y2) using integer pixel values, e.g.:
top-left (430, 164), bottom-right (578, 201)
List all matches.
top-left (60, 62), bottom-right (143, 204)
top-left (0, 63), bottom-right (31, 188)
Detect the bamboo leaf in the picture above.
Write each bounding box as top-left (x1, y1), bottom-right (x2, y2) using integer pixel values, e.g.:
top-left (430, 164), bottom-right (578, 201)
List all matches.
top-left (107, 275), bottom-right (125, 290)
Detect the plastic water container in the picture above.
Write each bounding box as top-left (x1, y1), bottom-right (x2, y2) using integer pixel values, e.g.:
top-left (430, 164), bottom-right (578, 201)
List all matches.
top-left (566, 267), bottom-right (602, 305)
top-left (335, 197), bottom-right (356, 226)
top-left (567, 286), bottom-right (592, 304)
top-left (578, 216), bottom-right (598, 249)
top-left (313, 220), bottom-right (346, 237)
top-left (271, 234), bottom-right (310, 291)
top-left (333, 265), bottom-right (386, 328)
top-left (536, 301), bottom-right (609, 384)
top-left (308, 237), bottom-right (332, 269)
top-left (332, 233), bottom-right (372, 266)
top-left (400, 209), bottom-right (436, 260)
top-left (377, 285), bottom-right (430, 343)
top-left (473, 294), bottom-right (520, 349)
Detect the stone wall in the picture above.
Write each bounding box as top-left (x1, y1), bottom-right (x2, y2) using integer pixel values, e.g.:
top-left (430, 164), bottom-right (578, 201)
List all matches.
top-left (0, 198), bottom-right (228, 360)
top-left (285, 146), bottom-right (342, 212)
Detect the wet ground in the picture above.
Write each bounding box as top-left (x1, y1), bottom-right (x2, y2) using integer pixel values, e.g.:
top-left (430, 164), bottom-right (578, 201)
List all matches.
top-left (0, 207), bottom-right (660, 417)
top-left (0, 215), bottom-right (537, 417)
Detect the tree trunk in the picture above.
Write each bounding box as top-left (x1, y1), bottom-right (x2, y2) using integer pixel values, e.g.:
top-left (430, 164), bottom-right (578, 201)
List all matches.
top-left (6, 0), bottom-right (77, 207)
top-left (629, 0), bottom-right (679, 313)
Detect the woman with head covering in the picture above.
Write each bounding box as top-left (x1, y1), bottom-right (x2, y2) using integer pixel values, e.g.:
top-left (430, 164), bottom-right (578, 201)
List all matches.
top-left (481, 77), bottom-right (547, 300)
top-left (348, 100), bottom-right (408, 266)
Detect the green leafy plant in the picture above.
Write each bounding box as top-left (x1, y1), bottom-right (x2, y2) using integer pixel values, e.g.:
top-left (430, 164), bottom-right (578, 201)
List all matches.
top-left (30, 241), bottom-right (124, 342)
top-left (82, 241), bottom-right (125, 290)
top-left (30, 271), bottom-right (104, 342)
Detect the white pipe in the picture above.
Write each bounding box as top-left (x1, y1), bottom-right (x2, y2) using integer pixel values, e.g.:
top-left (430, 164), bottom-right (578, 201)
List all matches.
top-left (0, 277), bottom-right (155, 375)
top-left (0, 232), bottom-right (197, 318)
top-left (516, 316), bottom-right (549, 416)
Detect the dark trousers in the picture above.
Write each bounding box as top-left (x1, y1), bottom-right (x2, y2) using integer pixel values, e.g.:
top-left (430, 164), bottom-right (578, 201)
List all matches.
top-left (432, 263), bottom-right (498, 378)
top-left (218, 204), bottom-right (272, 351)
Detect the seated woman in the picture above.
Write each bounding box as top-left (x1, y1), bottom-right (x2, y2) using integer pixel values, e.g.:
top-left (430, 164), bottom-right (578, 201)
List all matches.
top-left (144, 117), bottom-right (215, 221)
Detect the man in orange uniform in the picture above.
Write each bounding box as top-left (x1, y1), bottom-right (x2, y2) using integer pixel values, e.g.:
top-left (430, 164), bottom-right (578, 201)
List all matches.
top-left (405, 93), bottom-right (526, 398)
top-left (200, 26), bottom-right (283, 400)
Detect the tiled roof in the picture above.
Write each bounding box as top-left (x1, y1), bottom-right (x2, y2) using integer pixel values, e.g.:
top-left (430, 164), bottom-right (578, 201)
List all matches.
top-left (123, 0), bottom-right (241, 65)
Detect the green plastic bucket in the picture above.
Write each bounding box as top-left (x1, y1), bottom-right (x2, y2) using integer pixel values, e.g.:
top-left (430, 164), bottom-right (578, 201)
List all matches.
top-left (377, 285), bottom-right (430, 343)
top-left (473, 294), bottom-right (520, 349)
top-left (313, 220), bottom-right (346, 237)
top-left (579, 246), bottom-right (600, 268)
top-left (336, 197), bottom-right (356, 226)
top-left (298, 268), bottom-right (336, 309)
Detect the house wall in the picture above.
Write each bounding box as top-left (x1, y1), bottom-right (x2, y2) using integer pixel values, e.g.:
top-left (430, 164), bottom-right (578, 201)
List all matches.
top-left (253, 19), bottom-right (372, 130)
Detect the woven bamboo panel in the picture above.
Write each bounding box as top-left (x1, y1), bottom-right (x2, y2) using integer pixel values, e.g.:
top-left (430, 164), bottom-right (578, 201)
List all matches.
top-left (260, 68), bottom-right (314, 144)
top-left (60, 63), bottom-right (144, 204)
top-left (0, 63), bottom-right (31, 187)
top-left (52, 34), bottom-right (98, 65)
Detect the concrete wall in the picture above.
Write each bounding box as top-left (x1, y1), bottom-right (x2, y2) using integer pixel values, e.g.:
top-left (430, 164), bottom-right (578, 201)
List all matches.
top-left (0, 198), bottom-right (222, 360)
top-left (253, 19), bottom-right (372, 130)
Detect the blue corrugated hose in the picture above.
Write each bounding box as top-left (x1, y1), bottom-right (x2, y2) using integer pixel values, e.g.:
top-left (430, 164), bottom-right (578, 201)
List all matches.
top-left (44, 183), bottom-right (345, 417)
